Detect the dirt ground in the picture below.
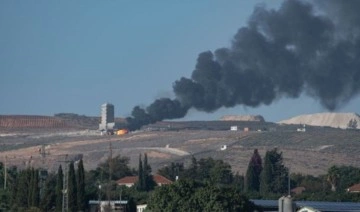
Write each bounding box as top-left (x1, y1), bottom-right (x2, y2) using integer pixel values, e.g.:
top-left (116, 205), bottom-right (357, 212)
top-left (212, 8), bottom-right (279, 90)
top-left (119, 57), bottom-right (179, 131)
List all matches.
top-left (1, 128), bottom-right (360, 176)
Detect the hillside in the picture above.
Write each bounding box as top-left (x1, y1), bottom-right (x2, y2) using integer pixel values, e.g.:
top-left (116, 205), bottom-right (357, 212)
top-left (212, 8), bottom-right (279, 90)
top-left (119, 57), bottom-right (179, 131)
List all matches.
top-left (0, 115), bottom-right (69, 129)
top-left (1, 122), bottom-right (360, 177)
top-left (0, 114), bottom-right (126, 131)
top-left (278, 112), bottom-right (360, 129)
top-left (220, 115), bottom-right (265, 122)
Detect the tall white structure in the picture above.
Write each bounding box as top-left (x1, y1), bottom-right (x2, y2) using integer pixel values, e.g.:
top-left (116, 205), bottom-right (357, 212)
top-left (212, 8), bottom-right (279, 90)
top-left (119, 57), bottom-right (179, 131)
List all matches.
top-left (99, 103), bottom-right (115, 131)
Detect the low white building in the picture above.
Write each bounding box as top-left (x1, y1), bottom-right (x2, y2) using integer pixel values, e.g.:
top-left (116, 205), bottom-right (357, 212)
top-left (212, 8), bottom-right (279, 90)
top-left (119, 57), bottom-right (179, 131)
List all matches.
top-left (230, 126), bottom-right (238, 131)
top-left (137, 204), bottom-right (147, 212)
top-left (88, 200), bottom-right (128, 212)
top-left (298, 206), bottom-right (321, 212)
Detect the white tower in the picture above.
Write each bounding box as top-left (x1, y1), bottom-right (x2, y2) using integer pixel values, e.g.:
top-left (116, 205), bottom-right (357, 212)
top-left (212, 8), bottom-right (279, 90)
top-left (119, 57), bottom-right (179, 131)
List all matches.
top-left (99, 103), bottom-right (115, 131)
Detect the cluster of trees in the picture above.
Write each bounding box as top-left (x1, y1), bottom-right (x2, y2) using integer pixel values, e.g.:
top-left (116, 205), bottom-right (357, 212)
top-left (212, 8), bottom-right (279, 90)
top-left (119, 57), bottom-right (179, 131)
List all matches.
top-left (245, 148), bottom-right (289, 195)
top-left (291, 165), bottom-right (360, 201)
top-left (150, 157), bottom-right (254, 211)
top-left (243, 148), bottom-right (360, 201)
top-left (147, 179), bottom-right (257, 211)
top-left (347, 118), bottom-right (358, 129)
top-left (0, 159), bottom-right (85, 212)
top-left (136, 153), bottom-right (156, 191)
top-left (157, 157), bottom-right (241, 186)
top-left (1, 148), bottom-right (360, 211)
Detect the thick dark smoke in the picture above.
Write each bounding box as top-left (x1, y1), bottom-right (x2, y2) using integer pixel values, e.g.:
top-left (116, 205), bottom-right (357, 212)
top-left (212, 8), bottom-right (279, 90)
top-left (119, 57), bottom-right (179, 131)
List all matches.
top-left (126, 0), bottom-right (360, 130)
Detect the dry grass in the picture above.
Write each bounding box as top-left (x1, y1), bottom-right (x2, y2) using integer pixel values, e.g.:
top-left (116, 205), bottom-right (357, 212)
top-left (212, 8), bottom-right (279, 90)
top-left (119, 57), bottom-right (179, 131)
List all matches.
top-left (1, 126), bottom-right (360, 177)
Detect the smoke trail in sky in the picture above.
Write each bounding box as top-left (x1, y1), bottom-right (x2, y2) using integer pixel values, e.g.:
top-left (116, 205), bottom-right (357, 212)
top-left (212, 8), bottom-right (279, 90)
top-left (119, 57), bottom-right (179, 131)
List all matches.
top-left (126, 0), bottom-right (360, 130)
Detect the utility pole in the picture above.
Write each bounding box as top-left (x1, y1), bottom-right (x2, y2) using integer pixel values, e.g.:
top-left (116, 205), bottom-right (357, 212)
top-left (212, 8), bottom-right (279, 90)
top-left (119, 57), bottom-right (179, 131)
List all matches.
top-left (107, 140), bottom-right (113, 203)
top-left (39, 144), bottom-right (49, 198)
top-left (58, 154), bottom-right (72, 212)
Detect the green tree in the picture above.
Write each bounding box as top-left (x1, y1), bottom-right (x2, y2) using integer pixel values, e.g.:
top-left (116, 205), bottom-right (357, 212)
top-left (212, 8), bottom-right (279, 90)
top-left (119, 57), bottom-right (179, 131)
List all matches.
top-left (7, 166), bottom-right (18, 209)
top-left (209, 159), bottom-right (233, 185)
top-left (148, 179), bottom-right (197, 211)
top-left (188, 157), bottom-right (233, 185)
top-left (260, 148), bottom-right (288, 194)
top-left (0, 162), bottom-right (3, 189)
top-left (68, 162), bottom-right (77, 212)
top-left (233, 172), bottom-right (245, 191)
top-left (77, 159), bottom-right (86, 211)
top-left (148, 179), bottom-right (256, 211)
top-left (16, 168), bottom-right (31, 208)
top-left (0, 188), bottom-right (10, 211)
top-left (347, 119), bottom-right (358, 129)
top-left (326, 165), bottom-right (360, 192)
top-left (245, 149), bottom-right (262, 192)
top-left (135, 153), bottom-right (155, 191)
top-left (327, 166), bottom-right (340, 192)
top-left (97, 155), bottom-right (133, 181)
top-left (136, 154), bottom-right (145, 191)
top-left (29, 168), bottom-right (40, 207)
top-left (55, 165), bottom-right (63, 212)
top-left (290, 173), bottom-right (326, 194)
top-left (183, 156), bottom-right (198, 180)
top-left (157, 162), bottom-right (184, 181)
top-left (143, 153), bottom-right (156, 191)
top-left (40, 173), bottom-right (56, 211)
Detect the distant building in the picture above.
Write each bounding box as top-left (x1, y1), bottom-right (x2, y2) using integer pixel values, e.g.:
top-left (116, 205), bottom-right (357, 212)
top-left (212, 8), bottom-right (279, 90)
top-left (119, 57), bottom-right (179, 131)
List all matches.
top-left (230, 126), bottom-right (238, 131)
top-left (347, 183), bottom-right (360, 193)
top-left (88, 200), bottom-right (128, 212)
top-left (137, 204), bottom-right (147, 212)
top-left (99, 103), bottom-right (115, 131)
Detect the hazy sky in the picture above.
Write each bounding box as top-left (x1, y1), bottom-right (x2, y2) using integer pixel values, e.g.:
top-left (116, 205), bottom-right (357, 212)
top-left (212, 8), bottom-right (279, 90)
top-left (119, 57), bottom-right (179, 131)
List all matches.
top-left (1, 1), bottom-right (360, 122)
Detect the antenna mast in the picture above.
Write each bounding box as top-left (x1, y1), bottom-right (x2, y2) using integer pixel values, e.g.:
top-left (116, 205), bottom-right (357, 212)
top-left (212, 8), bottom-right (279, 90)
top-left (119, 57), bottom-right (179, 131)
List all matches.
top-left (58, 154), bottom-right (72, 212)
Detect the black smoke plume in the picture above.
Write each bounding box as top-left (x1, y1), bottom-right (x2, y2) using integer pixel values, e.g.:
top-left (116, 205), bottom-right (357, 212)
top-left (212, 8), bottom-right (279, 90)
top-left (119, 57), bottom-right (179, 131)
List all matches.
top-left (126, 0), bottom-right (360, 130)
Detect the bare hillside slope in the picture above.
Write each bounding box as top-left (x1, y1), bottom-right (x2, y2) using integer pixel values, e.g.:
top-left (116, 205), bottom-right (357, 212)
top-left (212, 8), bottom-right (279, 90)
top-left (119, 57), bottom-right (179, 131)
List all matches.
top-left (278, 112), bottom-right (360, 129)
top-left (1, 125), bottom-right (360, 177)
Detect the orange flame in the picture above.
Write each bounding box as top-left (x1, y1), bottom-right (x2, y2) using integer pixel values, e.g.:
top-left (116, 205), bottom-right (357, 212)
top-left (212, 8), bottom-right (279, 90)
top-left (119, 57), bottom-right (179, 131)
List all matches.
top-left (117, 129), bottom-right (128, 135)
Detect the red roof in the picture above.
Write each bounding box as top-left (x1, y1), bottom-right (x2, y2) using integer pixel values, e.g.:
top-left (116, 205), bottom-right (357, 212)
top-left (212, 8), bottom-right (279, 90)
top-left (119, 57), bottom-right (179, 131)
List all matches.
top-left (347, 183), bottom-right (360, 192)
top-left (116, 174), bottom-right (172, 185)
top-left (153, 174), bottom-right (172, 184)
top-left (116, 176), bottom-right (138, 184)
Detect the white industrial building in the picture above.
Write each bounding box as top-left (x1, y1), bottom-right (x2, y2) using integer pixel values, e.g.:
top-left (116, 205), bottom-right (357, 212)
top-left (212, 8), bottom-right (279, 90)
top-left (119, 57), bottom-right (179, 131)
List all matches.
top-left (99, 103), bottom-right (115, 131)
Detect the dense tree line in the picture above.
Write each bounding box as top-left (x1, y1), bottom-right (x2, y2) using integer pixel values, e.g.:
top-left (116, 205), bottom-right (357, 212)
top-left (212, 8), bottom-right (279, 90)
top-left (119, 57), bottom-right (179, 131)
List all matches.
top-left (147, 179), bottom-right (257, 211)
top-left (158, 156), bottom-right (236, 186)
top-left (1, 149), bottom-right (360, 211)
top-left (0, 159), bottom-right (86, 211)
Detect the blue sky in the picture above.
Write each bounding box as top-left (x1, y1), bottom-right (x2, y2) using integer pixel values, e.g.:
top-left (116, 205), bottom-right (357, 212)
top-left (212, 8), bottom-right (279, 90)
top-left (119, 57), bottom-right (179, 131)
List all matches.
top-left (1, 1), bottom-right (360, 122)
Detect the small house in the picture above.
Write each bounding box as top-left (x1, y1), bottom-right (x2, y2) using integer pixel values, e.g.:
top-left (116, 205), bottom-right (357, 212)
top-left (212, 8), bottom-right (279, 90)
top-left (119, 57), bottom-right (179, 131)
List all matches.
top-left (347, 183), bottom-right (360, 193)
top-left (116, 174), bottom-right (172, 187)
